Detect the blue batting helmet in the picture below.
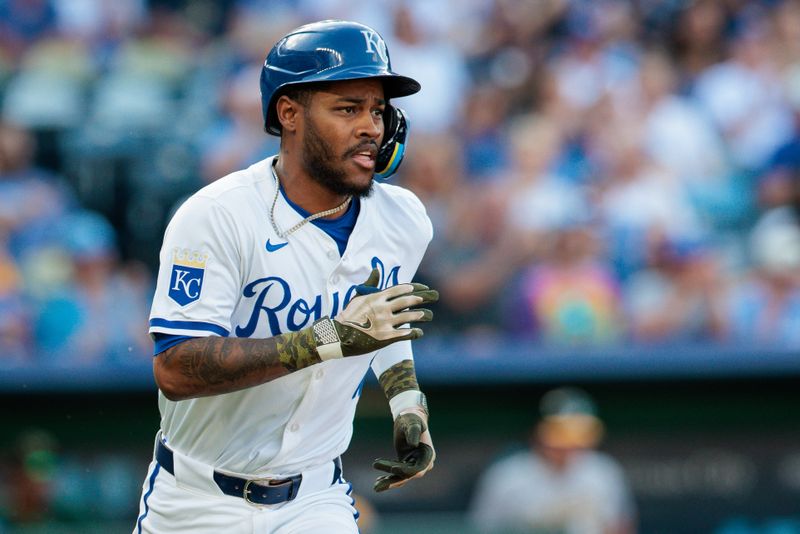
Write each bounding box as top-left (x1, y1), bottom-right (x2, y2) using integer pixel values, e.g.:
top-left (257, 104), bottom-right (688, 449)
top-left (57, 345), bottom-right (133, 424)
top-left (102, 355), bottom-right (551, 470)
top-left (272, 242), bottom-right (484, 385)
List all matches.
top-left (260, 20), bottom-right (420, 135)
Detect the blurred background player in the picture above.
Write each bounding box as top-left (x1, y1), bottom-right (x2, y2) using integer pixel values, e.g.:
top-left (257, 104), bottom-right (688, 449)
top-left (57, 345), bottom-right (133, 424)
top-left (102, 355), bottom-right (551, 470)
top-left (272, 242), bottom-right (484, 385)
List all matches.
top-left (469, 387), bottom-right (636, 534)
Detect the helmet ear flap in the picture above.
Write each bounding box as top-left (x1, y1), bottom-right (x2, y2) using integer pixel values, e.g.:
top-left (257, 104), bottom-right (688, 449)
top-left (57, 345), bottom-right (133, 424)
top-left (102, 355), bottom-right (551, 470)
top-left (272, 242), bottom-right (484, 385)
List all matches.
top-left (375, 105), bottom-right (409, 181)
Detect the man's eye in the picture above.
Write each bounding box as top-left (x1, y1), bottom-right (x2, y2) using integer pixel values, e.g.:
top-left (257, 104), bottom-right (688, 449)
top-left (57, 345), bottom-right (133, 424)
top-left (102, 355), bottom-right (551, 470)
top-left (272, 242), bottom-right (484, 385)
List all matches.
top-left (341, 106), bottom-right (355, 114)
top-left (373, 109), bottom-right (384, 118)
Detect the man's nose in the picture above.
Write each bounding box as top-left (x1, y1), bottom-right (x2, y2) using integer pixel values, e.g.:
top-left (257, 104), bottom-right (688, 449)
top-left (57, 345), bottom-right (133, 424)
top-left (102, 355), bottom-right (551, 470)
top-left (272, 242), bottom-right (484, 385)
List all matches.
top-left (356, 111), bottom-right (382, 140)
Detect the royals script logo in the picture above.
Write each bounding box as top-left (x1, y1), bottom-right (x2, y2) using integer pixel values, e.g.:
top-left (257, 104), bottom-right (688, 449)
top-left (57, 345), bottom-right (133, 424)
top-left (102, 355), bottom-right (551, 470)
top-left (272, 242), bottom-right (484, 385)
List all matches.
top-left (169, 248), bottom-right (208, 306)
top-left (235, 256), bottom-right (400, 337)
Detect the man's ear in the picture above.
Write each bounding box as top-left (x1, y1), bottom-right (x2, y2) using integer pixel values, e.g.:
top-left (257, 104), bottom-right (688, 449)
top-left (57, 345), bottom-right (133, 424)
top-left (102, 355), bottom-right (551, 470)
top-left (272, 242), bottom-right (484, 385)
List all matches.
top-left (275, 95), bottom-right (301, 133)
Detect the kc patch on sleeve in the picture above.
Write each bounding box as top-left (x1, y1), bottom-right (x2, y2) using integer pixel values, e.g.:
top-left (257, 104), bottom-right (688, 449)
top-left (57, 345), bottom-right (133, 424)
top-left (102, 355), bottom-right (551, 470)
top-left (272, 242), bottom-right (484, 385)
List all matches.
top-left (169, 248), bottom-right (208, 306)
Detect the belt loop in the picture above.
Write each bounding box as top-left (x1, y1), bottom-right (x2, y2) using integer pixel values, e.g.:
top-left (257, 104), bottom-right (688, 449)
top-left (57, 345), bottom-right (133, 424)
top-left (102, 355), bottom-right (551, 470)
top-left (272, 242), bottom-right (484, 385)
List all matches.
top-left (152, 430), bottom-right (162, 462)
top-left (288, 478), bottom-right (300, 501)
top-left (332, 457), bottom-right (342, 483)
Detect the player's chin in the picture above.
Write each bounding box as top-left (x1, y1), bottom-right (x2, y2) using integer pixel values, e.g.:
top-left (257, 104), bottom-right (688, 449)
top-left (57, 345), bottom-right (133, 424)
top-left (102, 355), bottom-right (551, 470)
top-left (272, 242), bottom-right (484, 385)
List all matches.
top-left (346, 159), bottom-right (376, 189)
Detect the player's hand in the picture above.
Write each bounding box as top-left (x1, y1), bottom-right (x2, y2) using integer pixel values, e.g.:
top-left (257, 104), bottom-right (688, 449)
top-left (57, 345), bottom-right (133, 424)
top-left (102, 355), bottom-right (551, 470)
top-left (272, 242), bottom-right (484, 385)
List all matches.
top-left (312, 269), bottom-right (438, 359)
top-left (373, 411), bottom-right (435, 492)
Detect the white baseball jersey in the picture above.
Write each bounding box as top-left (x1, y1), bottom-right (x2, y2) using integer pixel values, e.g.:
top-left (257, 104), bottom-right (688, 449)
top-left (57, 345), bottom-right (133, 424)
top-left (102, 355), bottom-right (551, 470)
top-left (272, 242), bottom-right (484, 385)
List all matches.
top-left (148, 155), bottom-right (432, 476)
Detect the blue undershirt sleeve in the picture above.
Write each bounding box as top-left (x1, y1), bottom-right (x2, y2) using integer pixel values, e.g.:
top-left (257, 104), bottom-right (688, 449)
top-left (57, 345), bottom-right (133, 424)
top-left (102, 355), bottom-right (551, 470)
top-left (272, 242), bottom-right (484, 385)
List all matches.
top-left (153, 333), bottom-right (195, 356)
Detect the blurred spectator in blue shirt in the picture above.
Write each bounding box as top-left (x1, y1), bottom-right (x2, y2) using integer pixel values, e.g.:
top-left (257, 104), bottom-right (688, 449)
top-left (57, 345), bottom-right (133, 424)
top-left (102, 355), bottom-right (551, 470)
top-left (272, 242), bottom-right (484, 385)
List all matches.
top-left (722, 208), bottom-right (800, 345)
top-left (504, 113), bottom-right (586, 242)
top-left (33, 210), bottom-right (151, 365)
top-left (458, 84), bottom-right (512, 184)
top-left (624, 234), bottom-right (726, 344)
top-left (590, 115), bottom-right (706, 281)
top-left (0, 121), bottom-right (74, 260)
top-left (636, 50), bottom-right (749, 230)
top-left (692, 14), bottom-right (794, 173)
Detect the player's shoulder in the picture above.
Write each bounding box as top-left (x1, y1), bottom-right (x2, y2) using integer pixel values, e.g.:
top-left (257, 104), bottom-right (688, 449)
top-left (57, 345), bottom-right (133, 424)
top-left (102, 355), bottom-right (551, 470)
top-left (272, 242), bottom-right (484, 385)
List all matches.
top-left (194, 158), bottom-right (272, 205)
top-left (372, 181), bottom-right (425, 210)
top-left (172, 158), bottom-right (272, 215)
top-left (369, 182), bottom-right (433, 240)
top-left (167, 158), bottom-right (273, 231)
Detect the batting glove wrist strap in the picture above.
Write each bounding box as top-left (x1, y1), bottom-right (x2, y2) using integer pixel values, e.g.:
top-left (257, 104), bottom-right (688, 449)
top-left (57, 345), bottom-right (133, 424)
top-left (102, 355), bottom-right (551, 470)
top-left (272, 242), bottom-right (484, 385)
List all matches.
top-left (389, 390), bottom-right (429, 421)
top-left (312, 317), bottom-right (343, 360)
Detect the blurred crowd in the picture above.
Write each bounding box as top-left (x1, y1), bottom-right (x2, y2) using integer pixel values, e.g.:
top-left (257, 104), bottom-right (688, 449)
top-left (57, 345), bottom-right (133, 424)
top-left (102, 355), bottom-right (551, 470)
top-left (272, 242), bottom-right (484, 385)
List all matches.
top-left (2, 0), bottom-right (800, 367)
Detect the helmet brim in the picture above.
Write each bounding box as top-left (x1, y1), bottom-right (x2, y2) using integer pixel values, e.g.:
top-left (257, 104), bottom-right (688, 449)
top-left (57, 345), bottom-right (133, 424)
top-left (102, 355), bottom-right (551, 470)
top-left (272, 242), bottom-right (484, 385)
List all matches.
top-left (318, 71), bottom-right (420, 99)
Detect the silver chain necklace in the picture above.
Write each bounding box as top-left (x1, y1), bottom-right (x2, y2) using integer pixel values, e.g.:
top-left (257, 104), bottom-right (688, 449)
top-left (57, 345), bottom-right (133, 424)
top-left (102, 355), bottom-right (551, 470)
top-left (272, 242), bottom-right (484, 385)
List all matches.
top-left (269, 165), bottom-right (352, 239)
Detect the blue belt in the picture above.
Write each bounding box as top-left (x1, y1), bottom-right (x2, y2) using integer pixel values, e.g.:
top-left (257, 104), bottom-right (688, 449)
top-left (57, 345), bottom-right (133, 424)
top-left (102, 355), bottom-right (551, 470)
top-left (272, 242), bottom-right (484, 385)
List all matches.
top-left (156, 440), bottom-right (341, 505)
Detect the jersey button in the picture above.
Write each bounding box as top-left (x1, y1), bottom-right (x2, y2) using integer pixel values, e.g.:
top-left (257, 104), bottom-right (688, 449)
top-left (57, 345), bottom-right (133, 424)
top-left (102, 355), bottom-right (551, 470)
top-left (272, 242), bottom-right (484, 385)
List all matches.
top-left (289, 423), bottom-right (299, 432)
top-left (327, 250), bottom-right (338, 260)
top-left (315, 369), bottom-right (324, 379)
top-left (330, 275), bottom-right (340, 284)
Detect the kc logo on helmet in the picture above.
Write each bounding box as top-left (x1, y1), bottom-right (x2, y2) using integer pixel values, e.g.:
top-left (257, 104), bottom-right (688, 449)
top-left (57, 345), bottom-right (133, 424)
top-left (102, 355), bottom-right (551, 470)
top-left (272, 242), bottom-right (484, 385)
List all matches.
top-left (169, 248), bottom-right (208, 306)
top-left (360, 30), bottom-right (388, 63)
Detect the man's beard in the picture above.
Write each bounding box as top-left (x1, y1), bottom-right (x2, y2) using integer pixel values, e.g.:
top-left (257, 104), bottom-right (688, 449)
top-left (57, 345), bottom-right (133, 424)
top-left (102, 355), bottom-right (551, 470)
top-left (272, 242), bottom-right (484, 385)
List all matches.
top-left (301, 113), bottom-right (375, 198)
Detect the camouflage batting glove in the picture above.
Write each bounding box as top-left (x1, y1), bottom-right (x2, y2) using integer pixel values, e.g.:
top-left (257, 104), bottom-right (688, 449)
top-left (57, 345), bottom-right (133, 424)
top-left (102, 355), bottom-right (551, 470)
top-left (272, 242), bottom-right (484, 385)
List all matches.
top-left (373, 390), bottom-right (435, 492)
top-left (312, 269), bottom-right (438, 359)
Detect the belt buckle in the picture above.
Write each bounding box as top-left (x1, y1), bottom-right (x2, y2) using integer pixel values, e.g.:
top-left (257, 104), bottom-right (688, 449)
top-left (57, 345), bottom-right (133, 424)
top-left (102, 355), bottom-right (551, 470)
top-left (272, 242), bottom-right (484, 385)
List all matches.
top-left (243, 477), bottom-right (291, 506)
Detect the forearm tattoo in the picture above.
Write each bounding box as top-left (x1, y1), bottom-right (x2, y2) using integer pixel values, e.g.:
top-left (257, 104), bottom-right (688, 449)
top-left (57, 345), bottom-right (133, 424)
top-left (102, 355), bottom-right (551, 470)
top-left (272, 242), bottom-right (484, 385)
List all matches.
top-left (378, 359), bottom-right (419, 400)
top-left (161, 328), bottom-right (322, 395)
top-left (162, 337), bottom-right (282, 388)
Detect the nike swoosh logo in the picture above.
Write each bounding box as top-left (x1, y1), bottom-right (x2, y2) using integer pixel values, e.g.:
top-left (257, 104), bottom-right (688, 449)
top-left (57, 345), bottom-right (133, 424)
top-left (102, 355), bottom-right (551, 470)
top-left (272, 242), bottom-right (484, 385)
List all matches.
top-left (344, 318), bottom-right (372, 330)
top-left (265, 239), bottom-right (288, 252)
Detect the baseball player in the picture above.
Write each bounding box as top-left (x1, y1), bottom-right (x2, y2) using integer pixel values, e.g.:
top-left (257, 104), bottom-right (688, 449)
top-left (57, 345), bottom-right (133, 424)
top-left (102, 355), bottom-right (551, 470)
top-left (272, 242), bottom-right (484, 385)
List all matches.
top-left (469, 388), bottom-right (637, 534)
top-left (133, 20), bottom-right (437, 533)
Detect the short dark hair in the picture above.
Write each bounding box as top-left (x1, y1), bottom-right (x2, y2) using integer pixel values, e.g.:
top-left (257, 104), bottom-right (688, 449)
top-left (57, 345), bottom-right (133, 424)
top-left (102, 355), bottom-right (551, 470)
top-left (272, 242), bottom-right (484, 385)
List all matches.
top-left (275, 82), bottom-right (330, 136)
top-left (281, 82), bottom-right (331, 108)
